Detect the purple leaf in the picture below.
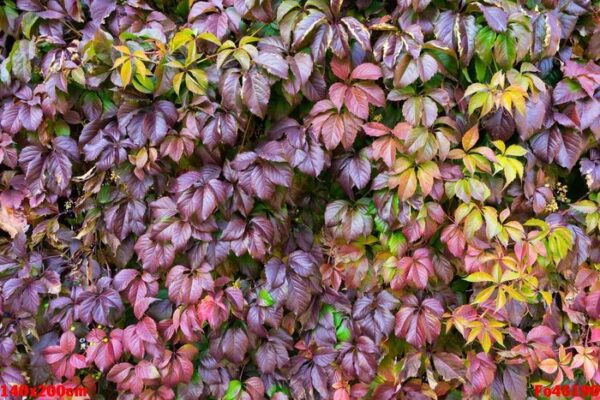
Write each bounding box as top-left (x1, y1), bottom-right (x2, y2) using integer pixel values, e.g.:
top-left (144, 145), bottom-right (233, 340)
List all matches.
top-left (242, 68), bottom-right (271, 118)
top-left (553, 79), bottom-right (587, 104)
top-left (479, 6), bottom-right (508, 32)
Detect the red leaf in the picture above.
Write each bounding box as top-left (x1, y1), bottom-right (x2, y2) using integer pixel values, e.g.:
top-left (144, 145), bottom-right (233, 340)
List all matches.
top-left (466, 352), bottom-right (496, 394)
top-left (242, 68), bottom-right (271, 118)
top-left (331, 56), bottom-right (351, 80)
top-left (85, 329), bottom-right (123, 372)
top-left (394, 295), bottom-right (443, 348)
top-left (345, 87), bottom-right (369, 119)
top-left (394, 248), bottom-right (434, 289)
top-left (350, 63), bottom-right (382, 80)
top-left (440, 224), bottom-right (467, 257)
top-left (42, 332), bottom-right (87, 379)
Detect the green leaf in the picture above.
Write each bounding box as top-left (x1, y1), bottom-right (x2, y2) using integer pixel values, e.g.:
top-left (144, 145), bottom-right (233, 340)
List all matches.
top-left (475, 57), bottom-right (488, 82)
top-left (21, 12), bottom-right (39, 39)
top-left (336, 324), bottom-right (351, 342)
top-left (475, 26), bottom-right (496, 65)
top-left (9, 39), bottom-right (35, 81)
top-left (132, 73), bottom-right (155, 93)
top-left (493, 33), bottom-right (516, 70)
top-left (331, 309), bottom-right (342, 326)
top-left (388, 231), bottom-right (406, 254)
top-left (98, 185), bottom-right (111, 204)
top-left (223, 380), bottom-right (242, 400)
top-left (423, 44), bottom-right (458, 77)
top-left (54, 120), bottom-right (71, 137)
top-left (258, 288), bottom-right (275, 307)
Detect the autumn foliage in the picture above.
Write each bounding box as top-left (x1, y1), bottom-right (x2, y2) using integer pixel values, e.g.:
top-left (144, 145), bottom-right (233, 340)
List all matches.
top-left (1, 0), bottom-right (600, 399)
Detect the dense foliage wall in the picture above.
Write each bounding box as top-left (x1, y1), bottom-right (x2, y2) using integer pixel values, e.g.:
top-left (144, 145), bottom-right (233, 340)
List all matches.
top-left (1, 0), bottom-right (600, 398)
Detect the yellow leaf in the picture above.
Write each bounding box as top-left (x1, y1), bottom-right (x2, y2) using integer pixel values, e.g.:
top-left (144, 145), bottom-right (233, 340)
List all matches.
top-left (473, 154), bottom-right (492, 174)
top-left (240, 35), bottom-right (260, 46)
top-left (463, 155), bottom-right (477, 175)
top-left (490, 71), bottom-right (505, 88)
top-left (467, 326), bottom-right (482, 343)
top-left (504, 285), bottom-right (527, 302)
top-left (396, 169), bottom-right (418, 201)
top-left (464, 209), bottom-right (483, 238)
top-left (492, 140), bottom-right (506, 153)
top-left (189, 68), bottom-right (207, 87)
top-left (473, 286), bottom-right (496, 304)
top-left (492, 263), bottom-right (502, 282)
top-left (495, 289), bottom-right (506, 310)
top-left (488, 319), bottom-right (505, 328)
top-left (464, 83), bottom-right (488, 97)
top-left (113, 55), bottom-right (129, 69)
top-left (134, 59), bottom-right (150, 76)
top-left (480, 94), bottom-right (494, 117)
top-left (501, 92), bottom-right (512, 112)
top-left (483, 206), bottom-right (501, 239)
top-left (185, 41), bottom-right (198, 66)
top-left (197, 32), bottom-right (222, 46)
top-left (462, 125), bottom-right (479, 151)
top-left (541, 291), bottom-right (553, 307)
top-left (513, 96), bottom-right (526, 116)
top-left (120, 61), bottom-right (132, 86)
top-left (218, 40), bottom-right (236, 51)
top-left (447, 148), bottom-right (466, 160)
top-left (166, 60), bottom-right (185, 69)
top-left (173, 72), bottom-right (184, 95)
top-left (185, 72), bottom-right (206, 94)
top-left (71, 67), bottom-right (86, 85)
top-left (489, 327), bottom-right (504, 346)
top-left (133, 50), bottom-right (149, 61)
top-left (216, 49), bottom-right (233, 69)
top-left (502, 162), bottom-right (517, 187)
top-left (468, 92), bottom-right (489, 115)
top-left (233, 49), bottom-right (251, 70)
top-left (454, 202), bottom-right (475, 223)
top-left (500, 270), bottom-right (520, 282)
top-left (508, 158), bottom-right (524, 180)
top-left (170, 29), bottom-right (194, 51)
top-left (391, 156), bottom-right (414, 174)
top-left (505, 144), bottom-right (527, 157)
top-left (114, 45), bottom-right (131, 54)
top-left (465, 272), bottom-right (494, 283)
top-left (481, 332), bottom-right (492, 353)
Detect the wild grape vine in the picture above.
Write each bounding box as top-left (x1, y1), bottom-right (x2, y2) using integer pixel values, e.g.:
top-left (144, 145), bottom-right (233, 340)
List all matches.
top-left (0, 0), bottom-right (599, 399)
